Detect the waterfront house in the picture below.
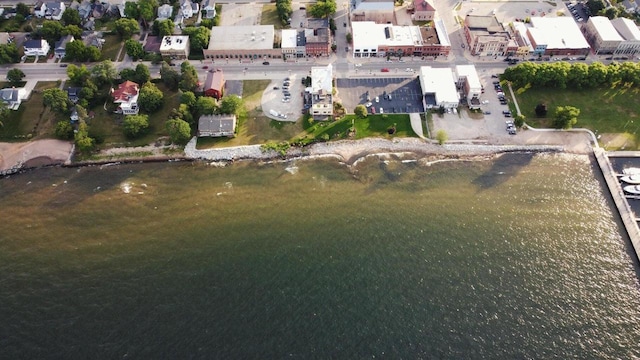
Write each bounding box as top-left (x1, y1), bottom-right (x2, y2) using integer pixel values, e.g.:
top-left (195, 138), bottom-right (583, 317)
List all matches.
top-left (0, 87), bottom-right (27, 110)
top-left (198, 114), bottom-right (236, 137)
top-left (110, 80), bottom-right (140, 115)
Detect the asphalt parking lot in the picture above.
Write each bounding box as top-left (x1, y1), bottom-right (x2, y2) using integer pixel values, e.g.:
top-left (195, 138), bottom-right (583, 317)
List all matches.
top-left (336, 77), bottom-right (424, 115)
top-left (261, 76), bottom-right (300, 122)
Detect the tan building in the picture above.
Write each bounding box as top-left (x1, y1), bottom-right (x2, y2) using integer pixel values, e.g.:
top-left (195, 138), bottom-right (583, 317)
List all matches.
top-left (410, 0), bottom-right (435, 22)
top-left (463, 15), bottom-right (513, 57)
top-left (582, 16), bottom-right (623, 55)
top-left (351, 0), bottom-right (395, 24)
top-left (160, 36), bottom-right (190, 59)
top-left (203, 25), bottom-right (281, 61)
top-left (611, 17), bottom-right (640, 56)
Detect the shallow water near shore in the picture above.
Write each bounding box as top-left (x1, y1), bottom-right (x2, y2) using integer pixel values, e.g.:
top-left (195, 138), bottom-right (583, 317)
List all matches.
top-left (1, 152), bottom-right (640, 358)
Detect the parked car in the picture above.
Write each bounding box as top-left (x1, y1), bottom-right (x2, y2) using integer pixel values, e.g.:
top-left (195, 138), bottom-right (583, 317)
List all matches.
top-left (370, 107), bottom-right (376, 114)
top-left (387, 94), bottom-right (392, 101)
top-left (273, 86), bottom-right (279, 90)
top-left (60, 64), bottom-right (68, 67)
top-left (262, 61), bottom-right (270, 65)
top-left (365, 102), bottom-right (372, 107)
top-left (203, 66), bottom-right (209, 69)
top-left (380, 107), bottom-right (384, 114)
top-left (375, 96), bottom-right (379, 103)
top-left (381, 68), bottom-right (390, 72)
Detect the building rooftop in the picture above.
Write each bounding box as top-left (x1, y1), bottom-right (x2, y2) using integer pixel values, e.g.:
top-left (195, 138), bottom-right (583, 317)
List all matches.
top-left (528, 17), bottom-right (589, 49)
top-left (207, 25), bottom-right (275, 51)
top-left (413, 0), bottom-right (435, 12)
top-left (589, 16), bottom-right (624, 42)
top-left (305, 28), bottom-right (329, 44)
top-left (611, 17), bottom-right (640, 41)
top-left (455, 64), bottom-right (481, 90)
top-left (433, 19), bottom-right (451, 47)
top-left (281, 29), bottom-right (297, 48)
top-left (352, 22), bottom-right (423, 50)
top-left (419, 66), bottom-right (458, 105)
top-left (203, 70), bottom-right (224, 91)
top-left (465, 15), bottom-right (504, 33)
top-left (311, 64), bottom-right (333, 94)
top-left (354, 0), bottom-right (394, 11)
top-left (160, 35), bottom-right (189, 52)
top-left (198, 114), bottom-right (236, 135)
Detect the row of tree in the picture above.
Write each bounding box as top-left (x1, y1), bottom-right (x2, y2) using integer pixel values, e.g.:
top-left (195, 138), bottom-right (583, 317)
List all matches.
top-left (502, 61), bottom-right (640, 90)
top-left (276, 0), bottom-right (293, 25)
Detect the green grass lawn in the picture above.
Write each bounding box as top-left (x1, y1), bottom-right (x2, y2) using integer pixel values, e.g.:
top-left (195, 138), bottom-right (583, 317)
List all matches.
top-left (0, 81), bottom-right (59, 141)
top-left (100, 35), bottom-right (122, 61)
top-left (260, 4), bottom-right (285, 30)
top-left (89, 83), bottom-right (181, 147)
top-left (515, 85), bottom-right (640, 134)
top-left (304, 114), bottom-right (415, 140)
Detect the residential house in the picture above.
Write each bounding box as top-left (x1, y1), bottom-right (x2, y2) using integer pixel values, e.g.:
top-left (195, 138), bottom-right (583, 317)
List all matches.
top-left (35, 1), bottom-right (66, 20)
top-left (54, 35), bottom-right (74, 59)
top-left (92, 2), bottom-right (108, 19)
top-left (83, 19), bottom-right (95, 31)
top-left (203, 70), bottom-right (224, 99)
top-left (157, 4), bottom-right (173, 20)
top-left (198, 114), bottom-right (237, 137)
top-left (67, 87), bottom-right (82, 103)
top-left (160, 35), bottom-right (190, 59)
top-left (110, 80), bottom-right (140, 115)
top-left (23, 39), bottom-right (50, 57)
top-left (310, 64), bottom-right (333, 119)
top-left (2, 8), bottom-right (17, 19)
top-left (77, 0), bottom-right (93, 20)
top-left (180, 0), bottom-right (199, 19)
top-left (82, 31), bottom-right (105, 49)
top-left (70, 106), bottom-right (79, 123)
top-left (0, 87), bottom-right (27, 110)
top-left (201, 0), bottom-right (217, 19)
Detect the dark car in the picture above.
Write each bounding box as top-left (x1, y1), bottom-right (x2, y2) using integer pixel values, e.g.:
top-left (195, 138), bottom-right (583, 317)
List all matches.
top-left (343, 22), bottom-right (347, 27)
top-left (262, 61), bottom-right (270, 65)
top-left (60, 64), bottom-right (68, 67)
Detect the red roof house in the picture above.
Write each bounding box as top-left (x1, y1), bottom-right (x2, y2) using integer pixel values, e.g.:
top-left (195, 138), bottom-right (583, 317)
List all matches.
top-left (203, 70), bottom-right (224, 99)
top-left (110, 80), bottom-right (140, 114)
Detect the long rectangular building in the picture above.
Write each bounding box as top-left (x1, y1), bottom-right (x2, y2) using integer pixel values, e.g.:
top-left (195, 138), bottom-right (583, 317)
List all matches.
top-left (352, 21), bottom-right (450, 58)
top-left (203, 25), bottom-right (281, 60)
top-left (419, 66), bottom-right (458, 110)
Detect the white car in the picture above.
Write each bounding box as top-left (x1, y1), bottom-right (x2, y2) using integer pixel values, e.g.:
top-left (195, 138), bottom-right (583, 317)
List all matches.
top-left (380, 107), bottom-right (384, 114)
top-left (482, 100), bottom-right (489, 105)
top-left (355, 63), bottom-right (362, 67)
top-left (364, 102), bottom-right (372, 107)
top-left (375, 96), bottom-right (379, 103)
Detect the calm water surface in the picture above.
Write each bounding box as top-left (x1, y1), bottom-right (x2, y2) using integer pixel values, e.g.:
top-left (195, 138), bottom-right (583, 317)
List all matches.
top-left (1, 153), bottom-right (639, 359)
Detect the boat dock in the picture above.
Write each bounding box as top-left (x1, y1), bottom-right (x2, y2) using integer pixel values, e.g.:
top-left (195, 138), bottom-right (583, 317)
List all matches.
top-left (595, 148), bottom-right (640, 262)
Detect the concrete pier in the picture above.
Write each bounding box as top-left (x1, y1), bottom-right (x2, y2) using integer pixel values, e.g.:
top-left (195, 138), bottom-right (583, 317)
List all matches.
top-left (594, 148), bottom-right (640, 262)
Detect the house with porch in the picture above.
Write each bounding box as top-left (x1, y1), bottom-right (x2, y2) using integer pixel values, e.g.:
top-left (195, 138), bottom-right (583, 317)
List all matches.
top-left (201, 0), bottom-right (217, 19)
top-left (23, 39), bottom-right (50, 57)
top-left (35, 1), bottom-right (66, 20)
top-left (0, 87), bottom-right (27, 110)
top-left (180, 0), bottom-right (199, 19)
top-left (110, 80), bottom-right (140, 115)
top-left (54, 35), bottom-right (74, 59)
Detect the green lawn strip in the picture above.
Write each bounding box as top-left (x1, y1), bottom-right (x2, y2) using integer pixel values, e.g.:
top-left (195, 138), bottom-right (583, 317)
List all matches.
top-left (261, 4), bottom-right (285, 30)
top-left (100, 35), bottom-right (122, 61)
top-left (306, 114), bottom-right (415, 140)
top-left (0, 81), bottom-right (59, 140)
top-left (514, 85), bottom-right (640, 136)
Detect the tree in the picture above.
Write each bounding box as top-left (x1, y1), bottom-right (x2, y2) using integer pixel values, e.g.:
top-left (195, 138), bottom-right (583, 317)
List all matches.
top-left (219, 95), bottom-right (243, 116)
top-left (0, 101), bottom-right (9, 125)
top-left (124, 1), bottom-right (140, 19)
top-left (55, 120), bottom-right (74, 140)
top-left (41, 21), bottom-right (63, 42)
top-left (0, 44), bottom-right (20, 64)
top-left (171, 103), bottom-right (193, 125)
top-left (436, 129), bottom-right (448, 145)
top-left (63, 25), bottom-right (83, 39)
top-left (346, 32), bottom-right (352, 44)
top-left (114, 18), bottom-right (140, 39)
top-left (16, 3), bottom-right (31, 17)
top-left (587, 0), bottom-right (606, 15)
top-left (155, 19), bottom-right (174, 37)
top-left (160, 62), bottom-right (180, 90)
top-left (78, 81), bottom-right (98, 108)
top-left (62, 8), bottom-right (82, 26)
top-left (309, 0), bottom-right (337, 19)
top-left (182, 26), bottom-right (211, 50)
top-left (165, 118), bottom-right (192, 144)
top-left (84, 45), bottom-right (101, 62)
top-left (91, 60), bottom-right (118, 87)
top-left (534, 103), bottom-right (547, 117)
top-left (553, 106), bottom-right (580, 129)
top-left (138, 0), bottom-right (158, 23)
top-left (180, 91), bottom-right (196, 108)
top-left (67, 64), bottom-right (91, 85)
top-left (602, 6), bottom-right (620, 19)
top-left (138, 82), bottom-right (164, 112)
top-left (125, 39), bottom-right (145, 60)
top-left (123, 114), bottom-right (150, 138)
top-left (6, 68), bottom-right (25, 84)
top-left (354, 104), bottom-right (367, 118)
top-left (65, 40), bottom-right (88, 61)
top-left (179, 61), bottom-right (199, 92)
top-left (43, 88), bottom-right (70, 113)
top-left (134, 63), bottom-right (151, 84)
top-left (75, 120), bottom-right (95, 154)
top-left (195, 96), bottom-right (218, 116)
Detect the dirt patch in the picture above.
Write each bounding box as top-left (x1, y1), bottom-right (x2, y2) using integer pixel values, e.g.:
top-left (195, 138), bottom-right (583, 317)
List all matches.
top-left (0, 140), bottom-right (73, 171)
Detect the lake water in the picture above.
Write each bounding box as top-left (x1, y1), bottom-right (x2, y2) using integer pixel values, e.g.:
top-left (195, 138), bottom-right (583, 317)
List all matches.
top-left (1, 152), bottom-right (639, 359)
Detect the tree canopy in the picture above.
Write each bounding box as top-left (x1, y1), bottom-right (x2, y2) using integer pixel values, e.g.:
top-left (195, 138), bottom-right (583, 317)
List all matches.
top-left (354, 104), bottom-right (367, 118)
top-left (219, 95), bottom-right (244, 117)
top-left (62, 8), bottom-right (82, 26)
top-left (195, 96), bottom-right (218, 117)
top-left (182, 26), bottom-right (211, 50)
top-left (6, 68), bottom-right (25, 84)
top-left (165, 118), bottom-right (192, 144)
top-left (309, 0), bottom-right (337, 19)
top-left (179, 62), bottom-right (199, 92)
top-left (0, 44), bottom-right (20, 64)
top-left (160, 62), bottom-right (180, 90)
top-left (75, 120), bottom-right (95, 154)
top-left (155, 19), bottom-right (175, 37)
top-left (138, 82), bottom-right (164, 113)
top-left (115, 18), bottom-right (140, 39)
top-left (125, 39), bottom-right (145, 60)
top-left (43, 88), bottom-right (70, 113)
top-left (67, 64), bottom-right (91, 85)
top-left (123, 114), bottom-right (150, 138)
top-left (91, 60), bottom-right (118, 87)
top-left (553, 106), bottom-right (580, 129)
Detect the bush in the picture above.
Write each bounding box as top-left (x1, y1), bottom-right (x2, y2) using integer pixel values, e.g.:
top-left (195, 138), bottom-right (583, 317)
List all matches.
top-left (123, 114), bottom-right (150, 138)
top-left (54, 121), bottom-right (74, 140)
top-left (435, 129), bottom-right (448, 145)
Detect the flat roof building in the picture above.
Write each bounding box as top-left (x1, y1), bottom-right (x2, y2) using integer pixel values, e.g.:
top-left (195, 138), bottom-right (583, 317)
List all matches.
top-left (159, 35), bottom-right (190, 59)
top-left (611, 17), bottom-right (640, 56)
top-left (582, 16), bottom-right (624, 54)
top-left (455, 65), bottom-right (481, 109)
top-left (352, 21), bottom-right (450, 58)
top-left (310, 64), bottom-right (333, 119)
top-left (203, 25), bottom-right (281, 60)
top-left (198, 114), bottom-right (237, 137)
top-left (463, 15), bottom-right (515, 56)
top-left (419, 66), bottom-right (459, 109)
top-left (527, 17), bottom-right (590, 56)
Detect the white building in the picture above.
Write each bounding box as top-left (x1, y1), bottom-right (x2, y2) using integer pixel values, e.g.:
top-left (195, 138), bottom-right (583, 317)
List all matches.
top-left (0, 87), bottom-right (27, 110)
top-left (611, 17), bottom-right (640, 56)
top-left (419, 66), bottom-right (459, 110)
top-left (35, 1), bottom-right (66, 20)
top-left (180, 0), bottom-right (199, 19)
top-left (582, 16), bottom-right (624, 54)
top-left (455, 65), bottom-right (481, 110)
top-left (281, 29), bottom-right (298, 58)
top-left (527, 17), bottom-right (590, 56)
top-left (23, 39), bottom-right (50, 57)
top-left (160, 35), bottom-right (190, 59)
top-left (351, 21), bottom-right (422, 58)
top-left (310, 64), bottom-right (333, 119)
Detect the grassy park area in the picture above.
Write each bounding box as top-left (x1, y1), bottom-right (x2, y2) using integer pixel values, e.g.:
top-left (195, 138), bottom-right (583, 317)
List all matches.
top-left (515, 85), bottom-right (640, 148)
top-left (0, 81), bottom-right (59, 141)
